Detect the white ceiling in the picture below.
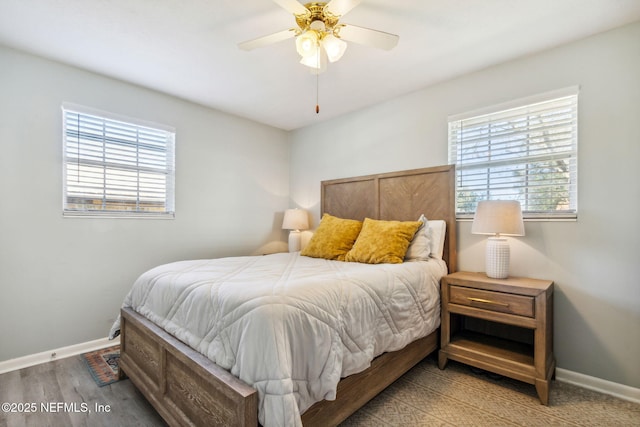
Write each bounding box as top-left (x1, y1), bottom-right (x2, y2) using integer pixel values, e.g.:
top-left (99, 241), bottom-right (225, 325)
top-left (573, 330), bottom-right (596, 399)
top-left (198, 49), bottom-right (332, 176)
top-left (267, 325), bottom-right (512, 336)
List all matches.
top-left (1, 0), bottom-right (639, 130)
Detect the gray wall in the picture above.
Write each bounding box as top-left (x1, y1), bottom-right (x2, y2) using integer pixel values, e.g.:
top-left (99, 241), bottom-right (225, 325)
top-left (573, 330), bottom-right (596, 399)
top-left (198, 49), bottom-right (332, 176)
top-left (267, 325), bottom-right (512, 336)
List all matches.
top-left (0, 46), bottom-right (290, 361)
top-left (289, 22), bottom-right (640, 388)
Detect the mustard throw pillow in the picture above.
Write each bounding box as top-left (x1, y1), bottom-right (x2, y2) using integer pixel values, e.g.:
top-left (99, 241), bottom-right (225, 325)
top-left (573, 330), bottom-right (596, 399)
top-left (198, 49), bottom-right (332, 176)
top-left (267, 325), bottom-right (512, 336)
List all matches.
top-left (301, 214), bottom-right (363, 261)
top-left (345, 218), bottom-right (422, 264)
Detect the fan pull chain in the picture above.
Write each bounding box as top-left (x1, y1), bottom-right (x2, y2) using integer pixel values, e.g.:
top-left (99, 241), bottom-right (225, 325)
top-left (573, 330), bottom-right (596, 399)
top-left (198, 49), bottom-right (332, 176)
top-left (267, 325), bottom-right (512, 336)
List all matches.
top-left (315, 48), bottom-right (320, 114)
top-left (316, 70), bottom-right (320, 114)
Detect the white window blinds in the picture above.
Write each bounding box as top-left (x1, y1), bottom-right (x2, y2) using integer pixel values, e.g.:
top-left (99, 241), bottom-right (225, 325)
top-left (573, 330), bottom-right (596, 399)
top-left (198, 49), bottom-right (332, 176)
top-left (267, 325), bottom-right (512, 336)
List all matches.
top-left (62, 104), bottom-right (175, 218)
top-left (448, 88), bottom-right (578, 219)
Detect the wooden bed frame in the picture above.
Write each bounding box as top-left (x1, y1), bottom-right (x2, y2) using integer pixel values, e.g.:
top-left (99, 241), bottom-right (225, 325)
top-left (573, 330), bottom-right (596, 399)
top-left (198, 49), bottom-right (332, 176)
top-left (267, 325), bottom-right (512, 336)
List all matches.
top-left (119, 165), bottom-right (457, 426)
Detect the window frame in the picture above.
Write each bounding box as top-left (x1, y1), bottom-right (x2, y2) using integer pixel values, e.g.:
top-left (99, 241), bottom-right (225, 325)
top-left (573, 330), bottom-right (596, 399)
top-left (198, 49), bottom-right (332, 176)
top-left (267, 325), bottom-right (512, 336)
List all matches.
top-left (448, 87), bottom-right (579, 221)
top-left (61, 103), bottom-right (176, 219)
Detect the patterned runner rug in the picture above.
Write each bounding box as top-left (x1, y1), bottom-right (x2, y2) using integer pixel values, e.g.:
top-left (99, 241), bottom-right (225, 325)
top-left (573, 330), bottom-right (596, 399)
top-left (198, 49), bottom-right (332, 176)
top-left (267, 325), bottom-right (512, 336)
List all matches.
top-left (82, 345), bottom-right (120, 387)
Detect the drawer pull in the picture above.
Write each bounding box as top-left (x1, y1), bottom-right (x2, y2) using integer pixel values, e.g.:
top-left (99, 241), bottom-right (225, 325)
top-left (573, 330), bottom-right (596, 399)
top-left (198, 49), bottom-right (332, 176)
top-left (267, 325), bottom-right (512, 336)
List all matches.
top-left (467, 297), bottom-right (509, 307)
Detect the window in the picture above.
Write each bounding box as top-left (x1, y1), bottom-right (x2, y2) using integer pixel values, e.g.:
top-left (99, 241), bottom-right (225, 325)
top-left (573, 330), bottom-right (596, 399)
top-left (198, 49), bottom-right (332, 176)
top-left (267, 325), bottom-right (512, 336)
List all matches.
top-left (448, 88), bottom-right (578, 219)
top-left (62, 104), bottom-right (175, 218)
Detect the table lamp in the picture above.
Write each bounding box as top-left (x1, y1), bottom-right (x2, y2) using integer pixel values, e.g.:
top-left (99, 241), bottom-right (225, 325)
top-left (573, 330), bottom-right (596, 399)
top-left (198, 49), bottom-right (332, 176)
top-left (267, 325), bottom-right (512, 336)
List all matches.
top-left (282, 208), bottom-right (309, 252)
top-left (471, 200), bottom-right (525, 279)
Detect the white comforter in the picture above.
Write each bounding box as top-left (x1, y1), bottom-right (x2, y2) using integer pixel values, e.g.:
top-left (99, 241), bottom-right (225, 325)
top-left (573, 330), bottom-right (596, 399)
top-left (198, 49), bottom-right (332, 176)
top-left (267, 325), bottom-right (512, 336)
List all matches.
top-left (111, 252), bottom-right (446, 427)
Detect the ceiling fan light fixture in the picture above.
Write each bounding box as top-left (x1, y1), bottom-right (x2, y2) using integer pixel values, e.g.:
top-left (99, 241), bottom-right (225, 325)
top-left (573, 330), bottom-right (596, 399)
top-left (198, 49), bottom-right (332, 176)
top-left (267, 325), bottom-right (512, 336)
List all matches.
top-left (239, 0), bottom-right (400, 67)
top-left (296, 30), bottom-right (319, 57)
top-left (309, 19), bottom-right (327, 32)
top-left (322, 33), bottom-right (347, 62)
top-left (238, 0), bottom-right (400, 111)
top-left (300, 48), bottom-right (327, 73)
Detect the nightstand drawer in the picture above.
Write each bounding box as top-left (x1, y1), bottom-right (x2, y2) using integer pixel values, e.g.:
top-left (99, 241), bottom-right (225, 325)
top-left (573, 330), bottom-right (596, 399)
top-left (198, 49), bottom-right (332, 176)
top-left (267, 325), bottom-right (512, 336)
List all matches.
top-left (449, 285), bottom-right (534, 317)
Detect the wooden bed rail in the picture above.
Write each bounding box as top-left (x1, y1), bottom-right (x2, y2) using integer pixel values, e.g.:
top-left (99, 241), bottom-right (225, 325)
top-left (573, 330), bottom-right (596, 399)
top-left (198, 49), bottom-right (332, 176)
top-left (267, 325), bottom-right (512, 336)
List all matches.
top-left (121, 307), bottom-right (437, 427)
top-left (119, 307), bottom-right (258, 426)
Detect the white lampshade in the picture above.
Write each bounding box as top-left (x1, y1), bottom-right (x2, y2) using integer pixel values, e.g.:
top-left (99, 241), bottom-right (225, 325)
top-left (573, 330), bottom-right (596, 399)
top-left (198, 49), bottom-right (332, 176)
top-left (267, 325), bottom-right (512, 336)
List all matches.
top-left (282, 208), bottom-right (309, 231)
top-left (472, 200), bottom-right (524, 279)
top-left (472, 200), bottom-right (525, 237)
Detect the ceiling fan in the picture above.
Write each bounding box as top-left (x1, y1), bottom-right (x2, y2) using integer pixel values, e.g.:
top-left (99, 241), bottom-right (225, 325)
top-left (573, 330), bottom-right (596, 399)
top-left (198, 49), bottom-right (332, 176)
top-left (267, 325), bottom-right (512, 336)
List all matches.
top-left (238, 0), bottom-right (399, 73)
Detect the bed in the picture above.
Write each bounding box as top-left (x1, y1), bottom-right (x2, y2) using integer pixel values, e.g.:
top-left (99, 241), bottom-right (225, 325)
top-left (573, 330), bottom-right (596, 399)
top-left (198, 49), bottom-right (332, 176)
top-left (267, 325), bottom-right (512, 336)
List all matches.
top-left (114, 165), bottom-right (457, 427)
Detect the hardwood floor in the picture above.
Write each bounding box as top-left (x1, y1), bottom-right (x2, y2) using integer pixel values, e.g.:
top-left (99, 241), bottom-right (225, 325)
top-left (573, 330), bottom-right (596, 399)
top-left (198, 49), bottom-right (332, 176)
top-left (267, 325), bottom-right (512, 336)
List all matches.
top-left (0, 355), bottom-right (166, 427)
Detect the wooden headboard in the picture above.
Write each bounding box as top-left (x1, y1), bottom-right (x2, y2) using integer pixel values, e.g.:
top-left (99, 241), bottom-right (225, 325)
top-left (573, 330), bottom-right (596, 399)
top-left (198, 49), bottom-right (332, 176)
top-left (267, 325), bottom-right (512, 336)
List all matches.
top-left (321, 165), bottom-right (457, 273)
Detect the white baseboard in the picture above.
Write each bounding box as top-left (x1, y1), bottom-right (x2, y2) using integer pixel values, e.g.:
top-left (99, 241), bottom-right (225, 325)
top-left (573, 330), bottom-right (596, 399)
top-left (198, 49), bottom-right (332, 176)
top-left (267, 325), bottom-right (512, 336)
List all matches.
top-left (0, 336), bottom-right (120, 375)
top-left (556, 367), bottom-right (640, 404)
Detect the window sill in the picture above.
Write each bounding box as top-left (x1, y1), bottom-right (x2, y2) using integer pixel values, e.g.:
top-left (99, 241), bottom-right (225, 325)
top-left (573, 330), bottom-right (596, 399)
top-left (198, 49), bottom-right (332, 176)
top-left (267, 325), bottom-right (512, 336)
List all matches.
top-left (63, 211), bottom-right (175, 220)
top-left (457, 215), bottom-right (577, 222)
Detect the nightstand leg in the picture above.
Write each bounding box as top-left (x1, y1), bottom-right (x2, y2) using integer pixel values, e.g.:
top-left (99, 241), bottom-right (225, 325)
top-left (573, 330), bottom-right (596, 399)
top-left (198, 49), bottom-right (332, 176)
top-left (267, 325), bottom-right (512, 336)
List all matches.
top-left (438, 351), bottom-right (448, 370)
top-left (535, 379), bottom-right (549, 405)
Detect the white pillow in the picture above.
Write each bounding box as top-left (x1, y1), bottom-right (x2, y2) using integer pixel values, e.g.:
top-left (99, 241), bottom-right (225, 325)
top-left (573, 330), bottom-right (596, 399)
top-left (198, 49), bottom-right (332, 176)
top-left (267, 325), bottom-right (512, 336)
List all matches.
top-left (428, 220), bottom-right (447, 259)
top-left (404, 214), bottom-right (432, 261)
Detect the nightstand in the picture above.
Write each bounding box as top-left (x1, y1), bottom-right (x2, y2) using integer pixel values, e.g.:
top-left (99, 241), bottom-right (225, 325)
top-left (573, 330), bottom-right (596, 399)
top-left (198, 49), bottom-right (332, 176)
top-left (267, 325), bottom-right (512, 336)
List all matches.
top-left (438, 271), bottom-right (555, 404)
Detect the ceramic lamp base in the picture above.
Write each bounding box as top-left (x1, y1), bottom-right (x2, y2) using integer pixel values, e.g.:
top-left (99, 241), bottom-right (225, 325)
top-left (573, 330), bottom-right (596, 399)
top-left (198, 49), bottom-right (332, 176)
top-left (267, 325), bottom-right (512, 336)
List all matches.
top-left (485, 237), bottom-right (510, 279)
top-left (288, 230), bottom-right (301, 252)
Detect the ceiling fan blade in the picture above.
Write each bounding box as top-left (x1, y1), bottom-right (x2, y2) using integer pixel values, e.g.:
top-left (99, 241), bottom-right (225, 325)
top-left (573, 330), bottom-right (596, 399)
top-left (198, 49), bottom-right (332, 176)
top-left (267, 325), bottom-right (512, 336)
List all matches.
top-left (238, 29), bottom-right (296, 51)
top-left (324, 0), bottom-right (362, 17)
top-left (339, 24), bottom-right (399, 50)
top-left (273, 0), bottom-right (309, 16)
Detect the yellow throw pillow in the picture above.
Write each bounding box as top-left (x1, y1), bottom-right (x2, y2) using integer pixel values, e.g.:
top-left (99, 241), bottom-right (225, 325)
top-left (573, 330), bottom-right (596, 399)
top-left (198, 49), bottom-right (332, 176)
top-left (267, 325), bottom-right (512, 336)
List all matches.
top-left (345, 218), bottom-right (422, 264)
top-left (301, 214), bottom-right (363, 261)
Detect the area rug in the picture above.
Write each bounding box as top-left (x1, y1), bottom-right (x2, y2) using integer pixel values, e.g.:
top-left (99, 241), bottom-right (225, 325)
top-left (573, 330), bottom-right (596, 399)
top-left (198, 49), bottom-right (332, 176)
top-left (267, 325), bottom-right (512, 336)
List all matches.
top-left (341, 356), bottom-right (640, 426)
top-left (82, 345), bottom-right (120, 387)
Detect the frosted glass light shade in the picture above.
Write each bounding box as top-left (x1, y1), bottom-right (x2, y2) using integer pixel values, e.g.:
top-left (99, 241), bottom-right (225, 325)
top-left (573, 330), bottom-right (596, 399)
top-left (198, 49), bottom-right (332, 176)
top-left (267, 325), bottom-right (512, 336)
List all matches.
top-left (322, 34), bottom-right (347, 62)
top-left (296, 31), bottom-right (319, 58)
top-left (300, 49), bottom-right (327, 72)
